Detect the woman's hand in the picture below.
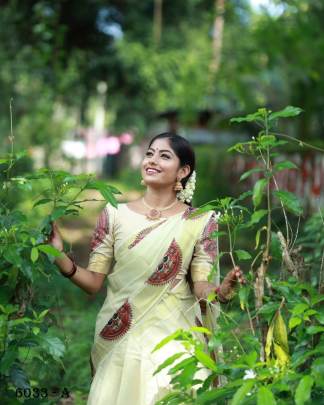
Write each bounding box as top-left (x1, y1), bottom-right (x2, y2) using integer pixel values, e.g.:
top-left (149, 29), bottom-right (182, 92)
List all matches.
top-left (217, 266), bottom-right (245, 302)
top-left (47, 221), bottom-right (64, 252)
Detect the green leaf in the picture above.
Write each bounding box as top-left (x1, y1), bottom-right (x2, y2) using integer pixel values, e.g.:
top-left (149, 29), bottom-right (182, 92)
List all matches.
top-left (0, 349), bottom-right (17, 373)
top-left (210, 231), bottom-right (227, 238)
top-left (230, 111), bottom-right (264, 123)
top-left (189, 326), bottom-right (211, 335)
top-left (273, 161), bottom-right (298, 172)
top-left (239, 285), bottom-right (250, 311)
top-left (235, 250), bottom-right (252, 260)
top-left (231, 380), bottom-right (254, 405)
top-left (33, 198), bottom-right (52, 208)
top-left (10, 364), bottom-right (30, 389)
top-left (273, 190), bottom-right (303, 216)
top-left (152, 330), bottom-right (182, 353)
top-left (196, 387), bottom-right (231, 403)
top-left (239, 168), bottom-right (263, 182)
top-left (289, 317), bottom-right (302, 330)
top-left (295, 375), bottom-right (314, 405)
top-left (269, 106), bottom-right (303, 121)
top-left (169, 357), bottom-right (197, 375)
top-left (31, 247), bottom-right (39, 263)
top-left (253, 178), bottom-right (268, 208)
top-left (260, 135), bottom-right (276, 148)
top-left (291, 303), bottom-right (309, 315)
top-left (39, 336), bottom-right (65, 360)
top-left (51, 206), bottom-right (66, 220)
top-left (306, 326), bottom-right (324, 335)
top-left (255, 226), bottom-right (267, 249)
top-left (37, 244), bottom-right (62, 257)
top-left (257, 386), bottom-right (276, 405)
top-left (194, 348), bottom-right (217, 371)
top-left (250, 210), bottom-right (268, 226)
top-left (311, 358), bottom-right (324, 388)
top-left (270, 233), bottom-right (283, 261)
top-left (153, 352), bottom-right (185, 376)
top-left (243, 351), bottom-right (258, 368)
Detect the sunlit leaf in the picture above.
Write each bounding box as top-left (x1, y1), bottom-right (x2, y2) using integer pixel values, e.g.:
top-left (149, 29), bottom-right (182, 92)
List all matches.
top-left (231, 380), bottom-right (255, 405)
top-left (153, 352), bottom-right (185, 376)
top-left (37, 244), bottom-right (62, 257)
top-left (194, 348), bottom-right (217, 371)
top-left (295, 375), bottom-right (314, 405)
top-left (257, 386), bottom-right (276, 405)
top-left (288, 317), bottom-right (302, 330)
top-left (253, 178), bottom-right (268, 208)
top-left (269, 106), bottom-right (303, 121)
top-left (235, 249), bottom-right (252, 260)
top-left (239, 167), bottom-right (263, 182)
top-left (31, 247), bottom-right (39, 263)
top-left (273, 161), bottom-right (298, 172)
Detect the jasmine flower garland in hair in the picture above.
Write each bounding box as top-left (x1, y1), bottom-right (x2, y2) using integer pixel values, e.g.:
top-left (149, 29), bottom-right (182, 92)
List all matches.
top-left (177, 170), bottom-right (196, 203)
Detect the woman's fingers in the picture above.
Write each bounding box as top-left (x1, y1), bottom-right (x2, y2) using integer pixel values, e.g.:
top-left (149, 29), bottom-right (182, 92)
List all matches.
top-left (233, 266), bottom-right (246, 285)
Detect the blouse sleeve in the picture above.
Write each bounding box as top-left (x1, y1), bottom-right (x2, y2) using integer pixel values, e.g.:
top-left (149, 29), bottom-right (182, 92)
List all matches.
top-left (87, 204), bottom-right (115, 275)
top-left (190, 211), bottom-right (218, 283)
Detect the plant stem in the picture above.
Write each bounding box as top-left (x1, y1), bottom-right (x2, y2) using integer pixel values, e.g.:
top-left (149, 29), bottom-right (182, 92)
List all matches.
top-left (272, 132), bottom-right (324, 153)
top-left (226, 222), bottom-right (236, 268)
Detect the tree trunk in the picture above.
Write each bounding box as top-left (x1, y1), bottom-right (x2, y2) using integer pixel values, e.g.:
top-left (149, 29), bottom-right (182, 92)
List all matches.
top-left (210, 0), bottom-right (225, 74)
top-left (153, 0), bottom-right (163, 46)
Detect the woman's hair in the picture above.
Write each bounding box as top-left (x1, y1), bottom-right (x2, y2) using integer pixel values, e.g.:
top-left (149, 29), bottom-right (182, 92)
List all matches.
top-left (148, 132), bottom-right (195, 206)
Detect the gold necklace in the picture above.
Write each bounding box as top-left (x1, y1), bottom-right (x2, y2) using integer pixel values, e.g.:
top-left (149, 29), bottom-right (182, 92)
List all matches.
top-left (142, 196), bottom-right (178, 220)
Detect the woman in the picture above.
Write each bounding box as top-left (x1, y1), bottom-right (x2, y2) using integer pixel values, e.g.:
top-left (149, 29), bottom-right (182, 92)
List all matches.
top-left (49, 133), bottom-right (244, 404)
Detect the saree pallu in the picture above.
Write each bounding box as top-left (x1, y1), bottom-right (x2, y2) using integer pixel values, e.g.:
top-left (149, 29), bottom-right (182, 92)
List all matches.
top-left (86, 203), bottom-right (219, 405)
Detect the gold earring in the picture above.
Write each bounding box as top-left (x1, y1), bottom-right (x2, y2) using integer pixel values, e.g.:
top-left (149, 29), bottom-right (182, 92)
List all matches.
top-left (174, 178), bottom-right (183, 191)
top-left (141, 179), bottom-right (146, 186)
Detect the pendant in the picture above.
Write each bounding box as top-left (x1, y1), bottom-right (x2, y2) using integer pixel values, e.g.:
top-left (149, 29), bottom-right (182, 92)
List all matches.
top-left (146, 209), bottom-right (161, 220)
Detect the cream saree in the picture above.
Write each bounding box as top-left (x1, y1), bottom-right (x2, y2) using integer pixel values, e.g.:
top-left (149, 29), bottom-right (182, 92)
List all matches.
top-left (86, 203), bottom-right (219, 405)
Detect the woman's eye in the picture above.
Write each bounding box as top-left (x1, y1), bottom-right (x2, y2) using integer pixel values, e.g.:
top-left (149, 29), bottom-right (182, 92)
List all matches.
top-left (145, 152), bottom-right (169, 158)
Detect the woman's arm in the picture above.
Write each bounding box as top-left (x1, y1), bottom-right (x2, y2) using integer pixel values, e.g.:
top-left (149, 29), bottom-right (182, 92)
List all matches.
top-left (49, 221), bottom-right (106, 295)
top-left (54, 253), bottom-right (106, 295)
top-left (193, 267), bottom-right (245, 303)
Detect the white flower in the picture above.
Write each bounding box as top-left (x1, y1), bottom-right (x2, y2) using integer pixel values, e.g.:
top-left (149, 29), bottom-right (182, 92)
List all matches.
top-left (243, 369), bottom-right (256, 380)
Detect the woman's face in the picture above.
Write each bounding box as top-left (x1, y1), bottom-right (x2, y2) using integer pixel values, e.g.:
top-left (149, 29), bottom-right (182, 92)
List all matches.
top-left (141, 138), bottom-right (189, 189)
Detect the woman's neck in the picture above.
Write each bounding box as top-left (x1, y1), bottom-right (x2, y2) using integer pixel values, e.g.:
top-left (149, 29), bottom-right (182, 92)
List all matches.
top-left (143, 189), bottom-right (178, 209)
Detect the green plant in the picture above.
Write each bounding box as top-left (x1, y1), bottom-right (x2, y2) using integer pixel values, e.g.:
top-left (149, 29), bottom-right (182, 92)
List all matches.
top-left (0, 111), bottom-right (122, 402)
top-left (152, 106), bottom-right (324, 404)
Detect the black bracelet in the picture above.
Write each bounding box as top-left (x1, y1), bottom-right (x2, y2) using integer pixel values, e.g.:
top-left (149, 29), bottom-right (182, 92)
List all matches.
top-left (60, 253), bottom-right (78, 278)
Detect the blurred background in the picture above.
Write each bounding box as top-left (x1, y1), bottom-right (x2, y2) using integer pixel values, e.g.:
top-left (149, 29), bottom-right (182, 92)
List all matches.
top-left (1, 1), bottom-right (323, 402)
top-left (1, 0), bottom-right (323, 212)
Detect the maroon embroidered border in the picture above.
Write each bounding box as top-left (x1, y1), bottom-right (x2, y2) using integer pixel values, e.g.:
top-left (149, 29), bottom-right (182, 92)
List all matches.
top-left (128, 219), bottom-right (168, 249)
top-left (99, 300), bottom-right (133, 341)
top-left (182, 207), bottom-right (208, 221)
top-left (146, 238), bottom-right (183, 286)
top-left (90, 207), bottom-right (109, 251)
top-left (200, 213), bottom-right (218, 261)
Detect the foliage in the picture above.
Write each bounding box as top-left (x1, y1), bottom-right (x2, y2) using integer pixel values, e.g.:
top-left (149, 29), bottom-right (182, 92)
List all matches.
top-left (152, 106), bottom-right (324, 404)
top-left (1, 0), bottom-right (324, 157)
top-left (0, 136), bottom-right (121, 402)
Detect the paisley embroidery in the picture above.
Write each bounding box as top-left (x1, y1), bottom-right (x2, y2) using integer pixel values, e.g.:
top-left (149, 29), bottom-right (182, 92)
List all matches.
top-left (90, 207), bottom-right (109, 251)
top-left (99, 300), bottom-right (133, 341)
top-left (182, 206), bottom-right (207, 221)
top-left (128, 219), bottom-right (168, 249)
top-left (200, 213), bottom-right (218, 261)
top-left (146, 239), bottom-right (182, 286)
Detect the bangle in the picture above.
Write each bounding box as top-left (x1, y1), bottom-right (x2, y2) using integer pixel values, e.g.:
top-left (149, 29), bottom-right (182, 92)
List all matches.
top-left (215, 286), bottom-right (229, 303)
top-left (60, 255), bottom-right (78, 279)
